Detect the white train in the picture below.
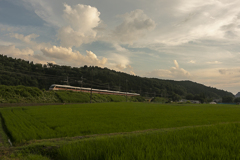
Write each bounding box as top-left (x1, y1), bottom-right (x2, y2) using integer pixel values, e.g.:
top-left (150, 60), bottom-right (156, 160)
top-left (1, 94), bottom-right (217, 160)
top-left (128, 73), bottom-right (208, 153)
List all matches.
top-left (49, 84), bottom-right (140, 96)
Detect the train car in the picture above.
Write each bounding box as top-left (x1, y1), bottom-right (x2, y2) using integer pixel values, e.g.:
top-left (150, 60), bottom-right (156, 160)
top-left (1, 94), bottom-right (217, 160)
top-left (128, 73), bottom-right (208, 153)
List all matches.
top-left (49, 84), bottom-right (140, 96)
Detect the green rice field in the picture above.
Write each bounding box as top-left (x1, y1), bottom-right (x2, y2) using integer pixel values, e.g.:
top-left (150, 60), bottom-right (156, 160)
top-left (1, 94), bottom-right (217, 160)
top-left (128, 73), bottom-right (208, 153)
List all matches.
top-left (1, 103), bottom-right (240, 144)
top-left (1, 102), bottom-right (240, 159)
top-left (56, 123), bottom-right (240, 160)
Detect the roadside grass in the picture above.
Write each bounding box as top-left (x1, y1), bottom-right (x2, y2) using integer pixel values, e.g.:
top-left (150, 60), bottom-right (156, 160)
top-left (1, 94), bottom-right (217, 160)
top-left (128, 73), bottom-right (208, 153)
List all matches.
top-left (56, 123), bottom-right (240, 160)
top-left (1, 103), bottom-right (240, 145)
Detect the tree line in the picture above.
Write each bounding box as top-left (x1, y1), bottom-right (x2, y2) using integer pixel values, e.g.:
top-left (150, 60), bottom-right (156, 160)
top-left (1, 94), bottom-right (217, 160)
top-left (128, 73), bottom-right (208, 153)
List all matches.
top-left (0, 54), bottom-right (234, 102)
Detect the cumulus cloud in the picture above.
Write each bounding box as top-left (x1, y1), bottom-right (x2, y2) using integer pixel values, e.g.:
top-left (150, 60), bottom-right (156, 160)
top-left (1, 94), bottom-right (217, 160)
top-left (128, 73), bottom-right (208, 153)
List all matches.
top-left (0, 45), bottom-right (51, 64)
top-left (0, 45), bottom-right (34, 57)
top-left (41, 46), bottom-right (107, 67)
top-left (58, 4), bottom-right (101, 47)
top-left (22, 0), bottom-right (64, 27)
top-left (112, 9), bottom-right (156, 44)
top-left (108, 54), bottom-right (130, 69)
top-left (146, 60), bottom-right (191, 80)
top-left (10, 33), bottom-right (50, 50)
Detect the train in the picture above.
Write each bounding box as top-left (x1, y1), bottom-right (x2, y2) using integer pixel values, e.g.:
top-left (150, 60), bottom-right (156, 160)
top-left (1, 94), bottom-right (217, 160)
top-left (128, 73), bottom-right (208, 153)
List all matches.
top-left (49, 84), bottom-right (140, 96)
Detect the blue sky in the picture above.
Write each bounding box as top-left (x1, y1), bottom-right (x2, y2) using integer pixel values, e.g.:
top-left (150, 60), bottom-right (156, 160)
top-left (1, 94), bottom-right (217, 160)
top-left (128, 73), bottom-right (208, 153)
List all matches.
top-left (0, 0), bottom-right (240, 94)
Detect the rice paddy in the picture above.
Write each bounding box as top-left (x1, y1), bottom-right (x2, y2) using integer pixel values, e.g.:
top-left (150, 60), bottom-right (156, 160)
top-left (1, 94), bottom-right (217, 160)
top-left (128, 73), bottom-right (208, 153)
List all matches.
top-left (1, 103), bottom-right (240, 143)
top-left (1, 102), bottom-right (240, 159)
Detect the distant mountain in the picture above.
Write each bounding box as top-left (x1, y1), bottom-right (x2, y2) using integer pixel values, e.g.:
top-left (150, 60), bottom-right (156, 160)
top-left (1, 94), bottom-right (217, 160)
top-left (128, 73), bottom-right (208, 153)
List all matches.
top-left (235, 92), bottom-right (240, 97)
top-left (0, 54), bottom-right (234, 100)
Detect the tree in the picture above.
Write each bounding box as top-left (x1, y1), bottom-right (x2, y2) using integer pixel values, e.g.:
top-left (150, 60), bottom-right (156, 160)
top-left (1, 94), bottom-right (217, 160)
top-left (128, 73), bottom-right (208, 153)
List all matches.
top-left (234, 97), bottom-right (240, 103)
top-left (222, 96), bottom-right (233, 103)
top-left (186, 94), bottom-right (194, 100)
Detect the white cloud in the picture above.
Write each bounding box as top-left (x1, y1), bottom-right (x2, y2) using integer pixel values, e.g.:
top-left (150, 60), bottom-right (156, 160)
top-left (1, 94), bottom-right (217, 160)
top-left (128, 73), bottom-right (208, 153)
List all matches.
top-left (0, 45), bottom-right (51, 64)
top-left (108, 54), bottom-right (130, 69)
top-left (146, 60), bottom-right (191, 80)
top-left (9, 33), bottom-right (50, 50)
top-left (11, 33), bottom-right (39, 43)
top-left (206, 61), bottom-right (222, 64)
top-left (148, 0), bottom-right (240, 46)
top-left (191, 67), bottom-right (240, 94)
top-left (0, 45), bottom-right (33, 57)
top-left (112, 9), bottom-right (156, 44)
top-left (41, 46), bottom-right (107, 67)
top-left (58, 4), bottom-right (101, 47)
top-left (22, 0), bottom-right (64, 27)
top-left (188, 60), bottom-right (196, 64)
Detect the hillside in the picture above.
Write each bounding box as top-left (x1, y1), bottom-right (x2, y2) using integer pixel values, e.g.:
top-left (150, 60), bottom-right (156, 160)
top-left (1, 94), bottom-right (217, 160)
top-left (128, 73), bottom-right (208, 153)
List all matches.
top-left (0, 54), bottom-right (234, 100)
top-left (236, 92), bottom-right (240, 97)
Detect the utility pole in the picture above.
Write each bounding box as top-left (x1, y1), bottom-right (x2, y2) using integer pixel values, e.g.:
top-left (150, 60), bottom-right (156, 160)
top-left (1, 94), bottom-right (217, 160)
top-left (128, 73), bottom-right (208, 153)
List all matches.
top-left (126, 79), bottom-right (128, 102)
top-left (81, 76), bottom-right (83, 87)
top-left (63, 76), bottom-right (69, 85)
top-left (90, 69), bottom-right (93, 103)
top-left (79, 76), bottom-right (83, 92)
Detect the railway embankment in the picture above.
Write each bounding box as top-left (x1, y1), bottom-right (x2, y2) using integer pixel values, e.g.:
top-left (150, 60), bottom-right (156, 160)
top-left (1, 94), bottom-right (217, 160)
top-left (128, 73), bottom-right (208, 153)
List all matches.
top-left (0, 85), bottom-right (145, 105)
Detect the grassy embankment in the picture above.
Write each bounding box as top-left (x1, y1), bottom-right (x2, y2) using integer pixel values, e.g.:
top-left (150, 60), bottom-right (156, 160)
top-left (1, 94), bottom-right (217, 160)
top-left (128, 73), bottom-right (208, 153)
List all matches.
top-left (0, 85), bottom-right (144, 104)
top-left (1, 103), bottom-right (240, 159)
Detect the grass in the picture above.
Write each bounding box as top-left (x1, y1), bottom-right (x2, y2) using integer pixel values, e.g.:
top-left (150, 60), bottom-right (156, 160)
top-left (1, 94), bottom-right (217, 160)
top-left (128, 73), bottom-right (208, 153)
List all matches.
top-left (56, 123), bottom-right (240, 160)
top-left (2, 103), bottom-right (240, 144)
top-left (0, 85), bottom-right (60, 103)
top-left (0, 85), bottom-right (144, 104)
top-left (56, 90), bottom-right (144, 103)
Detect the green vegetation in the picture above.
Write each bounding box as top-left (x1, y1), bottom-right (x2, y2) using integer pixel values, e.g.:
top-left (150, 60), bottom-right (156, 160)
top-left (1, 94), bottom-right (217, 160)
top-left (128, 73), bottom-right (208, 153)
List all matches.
top-left (1, 103), bottom-right (240, 159)
top-left (0, 85), bottom-right (60, 103)
top-left (0, 54), bottom-right (234, 101)
top-left (151, 97), bottom-right (168, 103)
top-left (56, 123), bottom-right (240, 160)
top-left (56, 90), bottom-right (144, 103)
top-left (2, 103), bottom-right (240, 144)
top-left (0, 85), bottom-right (144, 104)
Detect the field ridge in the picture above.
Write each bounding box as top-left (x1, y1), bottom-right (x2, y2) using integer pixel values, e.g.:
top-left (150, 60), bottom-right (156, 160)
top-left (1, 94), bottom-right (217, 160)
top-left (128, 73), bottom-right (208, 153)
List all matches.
top-left (24, 121), bottom-right (240, 146)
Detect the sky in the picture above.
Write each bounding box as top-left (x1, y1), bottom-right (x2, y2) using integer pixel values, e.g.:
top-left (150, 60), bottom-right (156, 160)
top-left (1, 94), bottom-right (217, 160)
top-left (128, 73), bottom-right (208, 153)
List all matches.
top-left (0, 0), bottom-right (240, 94)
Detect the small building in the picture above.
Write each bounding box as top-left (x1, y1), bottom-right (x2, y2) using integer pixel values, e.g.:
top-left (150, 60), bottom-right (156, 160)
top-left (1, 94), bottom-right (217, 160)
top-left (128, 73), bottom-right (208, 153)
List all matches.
top-left (209, 102), bottom-right (217, 104)
top-left (191, 100), bottom-right (200, 104)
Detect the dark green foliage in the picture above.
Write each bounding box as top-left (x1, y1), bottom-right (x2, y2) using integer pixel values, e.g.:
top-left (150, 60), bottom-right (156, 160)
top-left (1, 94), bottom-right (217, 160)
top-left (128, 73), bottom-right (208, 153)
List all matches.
top-left (0, 55), bottom-right (234, 100)
top-left (234, 97), bottom-right (240, 103)
top-left (151, 97), bottom-right (168, 103)
top-left (186, 93), bottom-right (194, 100)
top-left (129, 96), bottom-right (145, 102)
top-left (222, 96), bottom-right (233, 103)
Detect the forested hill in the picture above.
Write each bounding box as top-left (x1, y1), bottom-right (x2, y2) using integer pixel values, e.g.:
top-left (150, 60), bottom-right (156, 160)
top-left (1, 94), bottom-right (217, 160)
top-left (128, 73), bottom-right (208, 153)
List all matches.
top-left (0, 54), bottom-right (233, 99)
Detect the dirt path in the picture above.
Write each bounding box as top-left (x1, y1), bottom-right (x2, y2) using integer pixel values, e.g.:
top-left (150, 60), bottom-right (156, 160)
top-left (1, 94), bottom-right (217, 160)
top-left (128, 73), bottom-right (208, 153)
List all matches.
top-left (25, 121), bottom-right (240, 145)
